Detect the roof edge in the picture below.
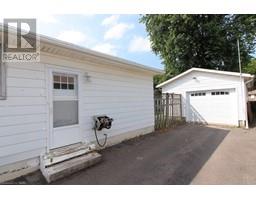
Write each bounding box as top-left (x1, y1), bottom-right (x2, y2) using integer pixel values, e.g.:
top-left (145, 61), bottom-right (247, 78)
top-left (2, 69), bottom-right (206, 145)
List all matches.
top-left (156, 67), bottom-right (254, 88)
top-left (40, 35), bottom-right (163, 74)
top-left (0, 24), bottom-right (163, 75)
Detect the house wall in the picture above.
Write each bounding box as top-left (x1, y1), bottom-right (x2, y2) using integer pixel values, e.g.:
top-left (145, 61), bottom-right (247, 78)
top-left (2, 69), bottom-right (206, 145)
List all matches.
top-left (0, 52), bottom-right (155, 181)
top-left (161, 71), bottom-right (247, 125)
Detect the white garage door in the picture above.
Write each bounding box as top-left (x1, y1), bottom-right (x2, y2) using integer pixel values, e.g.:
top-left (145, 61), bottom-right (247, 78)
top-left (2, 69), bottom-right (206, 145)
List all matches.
top-left (187, 89), bottom-right (238, 125)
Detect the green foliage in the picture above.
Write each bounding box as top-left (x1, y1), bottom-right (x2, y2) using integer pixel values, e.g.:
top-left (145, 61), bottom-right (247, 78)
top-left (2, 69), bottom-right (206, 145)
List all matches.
top-left (243, 58), bottom-right (256, 75)
top-left (140, 14), bottom-right (256, 84)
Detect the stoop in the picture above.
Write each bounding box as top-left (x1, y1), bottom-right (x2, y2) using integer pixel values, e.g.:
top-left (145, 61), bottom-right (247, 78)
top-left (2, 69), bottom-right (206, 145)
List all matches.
top-left (41, 152), bottom-right (102, 183)
top-left (40, 143), bottom-right (102, 183)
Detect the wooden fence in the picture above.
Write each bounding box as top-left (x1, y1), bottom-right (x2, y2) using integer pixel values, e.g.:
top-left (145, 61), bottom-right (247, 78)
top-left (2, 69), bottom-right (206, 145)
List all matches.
top-left (154, 93), bottom-right (183, 130)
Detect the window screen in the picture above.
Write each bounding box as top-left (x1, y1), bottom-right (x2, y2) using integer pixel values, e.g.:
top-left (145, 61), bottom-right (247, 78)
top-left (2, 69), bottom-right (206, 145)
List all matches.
top-left (53, 100), bottom-right (78, 128)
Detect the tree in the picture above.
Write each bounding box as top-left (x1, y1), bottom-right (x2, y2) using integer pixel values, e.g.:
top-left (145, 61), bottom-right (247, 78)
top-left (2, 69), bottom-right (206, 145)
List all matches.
top-left (140, 15), bottom-right (256, 84)
top-left (243, 58), bottom-right (256, 75)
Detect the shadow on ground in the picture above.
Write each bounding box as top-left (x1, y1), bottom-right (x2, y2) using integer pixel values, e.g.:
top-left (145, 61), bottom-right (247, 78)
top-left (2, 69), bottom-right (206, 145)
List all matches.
top-left (5, 124), bottom-right (229, 185)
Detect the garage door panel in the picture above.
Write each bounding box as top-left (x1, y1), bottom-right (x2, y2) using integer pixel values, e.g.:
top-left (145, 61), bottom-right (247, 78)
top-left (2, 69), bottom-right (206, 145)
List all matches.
top-left (187, 89), bottom-right (237, 125)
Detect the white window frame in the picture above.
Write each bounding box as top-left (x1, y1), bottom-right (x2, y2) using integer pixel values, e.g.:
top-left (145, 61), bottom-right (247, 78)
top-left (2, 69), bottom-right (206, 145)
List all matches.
top-left (53, 73), bottom-right (78, 99)
top-left (0, 44), bottom-right (6, 100)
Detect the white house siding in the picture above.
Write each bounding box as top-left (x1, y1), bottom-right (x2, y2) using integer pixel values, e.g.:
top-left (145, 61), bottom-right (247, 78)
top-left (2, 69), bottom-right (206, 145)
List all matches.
top-left (0, 62), bottom-right (47, 169)
top-left (42, 53), bottom-right (155, 143)
top-left (0, 52), bottom-right (155, 174)
top-left (161, 71), bottom-right (247, 125)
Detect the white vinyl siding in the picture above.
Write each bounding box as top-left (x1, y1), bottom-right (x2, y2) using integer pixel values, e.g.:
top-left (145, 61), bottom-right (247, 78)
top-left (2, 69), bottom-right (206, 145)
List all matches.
top-left (0, 62), bottom-right (47, 166)
top-left (0, 44), bottom-right (6, 100)
top-left (42, 53), bottom-right (154, 143)
top-left (0, 52), bottom-right (155, 167)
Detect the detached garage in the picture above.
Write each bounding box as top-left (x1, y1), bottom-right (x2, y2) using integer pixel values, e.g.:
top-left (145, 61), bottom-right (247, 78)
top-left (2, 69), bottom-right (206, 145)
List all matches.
top-left (157, 68), bottom-right (254, 127)
top-left (0, 27), bottom-right (162, 182)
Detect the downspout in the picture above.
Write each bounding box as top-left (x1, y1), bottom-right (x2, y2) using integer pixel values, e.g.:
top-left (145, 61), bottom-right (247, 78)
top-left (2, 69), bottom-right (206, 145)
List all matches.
top-left (237, 39), bottom-right (249, 129)
top-left (244, 77), bottom-right (255, 129)
top-left (243, 79), bottom-right (249, 129)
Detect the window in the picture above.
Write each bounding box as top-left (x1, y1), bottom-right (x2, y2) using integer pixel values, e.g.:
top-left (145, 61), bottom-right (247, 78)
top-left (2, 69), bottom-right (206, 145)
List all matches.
top-left (211, 91), bottom-right (230, 96)
top-left (191, 92), bottom-right (206, 97)
top-left (0, 44), bottom-right (6, 100)
top-left (53, 74), bottom-right (75, 90)
top-left (53, 100), bottom-right (78, 128)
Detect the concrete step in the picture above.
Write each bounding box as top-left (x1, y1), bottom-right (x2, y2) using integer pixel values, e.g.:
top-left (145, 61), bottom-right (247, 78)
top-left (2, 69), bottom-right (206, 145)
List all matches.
top-left (42, 143), bottom-right (96, 167)
top-left (41, 152), bottom-right (102, 183)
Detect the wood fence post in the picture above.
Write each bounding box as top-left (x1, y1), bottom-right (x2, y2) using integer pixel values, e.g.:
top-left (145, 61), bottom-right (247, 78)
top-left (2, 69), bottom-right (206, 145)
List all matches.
top-left (179, 94), bottom-right (182, 119)
top-left (171, 93), bottom-right (174, 120)
top-left (165, 93), bottom-right (169, 128)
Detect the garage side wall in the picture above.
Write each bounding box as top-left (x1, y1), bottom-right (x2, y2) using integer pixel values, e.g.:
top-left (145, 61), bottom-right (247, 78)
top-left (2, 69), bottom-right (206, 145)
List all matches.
top-left (0, 52), bottom-right (155, 177)
top-left (161, 71), bottom-right (246, 125)
top-left (42, 53), bottom-right (155, 144)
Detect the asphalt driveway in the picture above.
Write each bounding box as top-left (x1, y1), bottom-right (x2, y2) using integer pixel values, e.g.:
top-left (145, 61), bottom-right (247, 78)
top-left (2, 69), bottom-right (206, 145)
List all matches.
top-left (7, 124), bottom-right (256, 184)
top-left (191, 126), bottom-right (256, 184)
top-left (55, 124), bottom-right (229, 184)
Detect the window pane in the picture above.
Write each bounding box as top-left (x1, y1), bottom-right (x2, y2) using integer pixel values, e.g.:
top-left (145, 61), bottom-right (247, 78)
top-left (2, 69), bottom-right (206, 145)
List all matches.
top-left (54, 75), bottom-right (60, 82)
top-left (61, 76), bottom-right (67, 83)
top-left (53, 100), bottom-right (78, 128)
top-left (54, 83), bottom-right (61, 89)
top-left (211, 92), bottom-right (215, 95)
top-left (61, 83), bottom-right (68, 89)
top-left (225, 92), bottom-right (229, 95)
top-left (221, 92), bottom-right (224, 95)
top-left (68, 84), bottom-right (74, 90)
top-left (68, 77), bottom-right (74, 84)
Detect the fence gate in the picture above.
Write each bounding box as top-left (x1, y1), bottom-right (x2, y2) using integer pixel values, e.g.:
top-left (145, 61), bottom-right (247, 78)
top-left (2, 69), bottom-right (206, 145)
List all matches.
top-left (154, 93), bottom-right (183, 130)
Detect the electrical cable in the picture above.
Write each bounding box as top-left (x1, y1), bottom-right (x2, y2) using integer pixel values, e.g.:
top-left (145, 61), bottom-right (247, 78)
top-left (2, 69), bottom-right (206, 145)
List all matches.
top-left (94, 128), bottom-right (107, 147)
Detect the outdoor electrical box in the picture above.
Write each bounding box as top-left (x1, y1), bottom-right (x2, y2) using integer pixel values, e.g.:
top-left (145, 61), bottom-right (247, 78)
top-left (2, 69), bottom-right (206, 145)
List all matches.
top-left (93, 115), bottom-right (114, 131)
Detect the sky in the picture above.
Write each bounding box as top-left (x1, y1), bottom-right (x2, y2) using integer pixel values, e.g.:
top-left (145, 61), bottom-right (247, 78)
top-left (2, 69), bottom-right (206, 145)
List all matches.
top-left (37, 14), bottom-right (164, 69)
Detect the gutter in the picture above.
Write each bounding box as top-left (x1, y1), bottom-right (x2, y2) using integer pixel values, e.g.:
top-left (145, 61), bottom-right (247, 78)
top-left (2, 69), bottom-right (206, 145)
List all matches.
top-left (40, 36), bottom-right (163, 75)
top-left (0, 24), bottom-right (163, 75)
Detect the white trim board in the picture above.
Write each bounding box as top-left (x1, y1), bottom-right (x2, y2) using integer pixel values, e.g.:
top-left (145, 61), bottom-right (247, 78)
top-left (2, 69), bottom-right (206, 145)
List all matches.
top-left (157, 68), bottom-right (254, 88)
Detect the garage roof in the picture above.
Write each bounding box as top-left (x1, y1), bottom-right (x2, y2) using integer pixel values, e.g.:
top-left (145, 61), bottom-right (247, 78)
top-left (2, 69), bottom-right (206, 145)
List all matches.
top-left (0, 24), bottom-right (163, 75)
top-left (157, 68), bottom-right (254, 88)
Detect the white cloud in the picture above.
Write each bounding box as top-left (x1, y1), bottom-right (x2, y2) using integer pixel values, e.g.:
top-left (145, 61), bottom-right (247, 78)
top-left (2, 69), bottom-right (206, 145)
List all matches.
top-left (38, 15), bottom-right (58, 24)
top-left (57, 30), bottom-right (88, 45)
top-left (128, 36), bottom-right (151, 53)
top-left (92, 43), bottom-right (117, 56)
top-left (102, 15), bottom-right (120, 26)
top-left (104, 23), bottom-right (134, 40)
